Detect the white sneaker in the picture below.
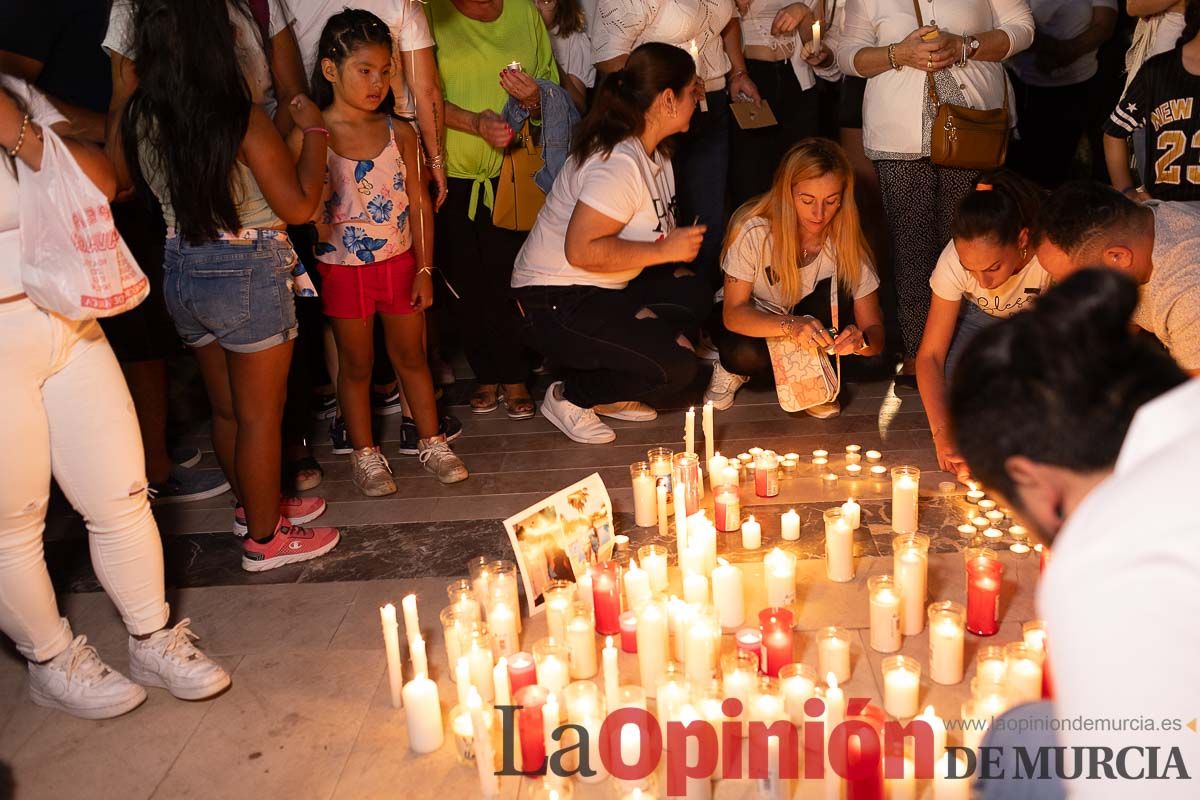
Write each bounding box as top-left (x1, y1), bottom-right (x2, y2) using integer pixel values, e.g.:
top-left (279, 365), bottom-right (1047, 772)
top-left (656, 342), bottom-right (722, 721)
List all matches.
top-left (540, 382), bottom-right (616, 444)
top-left (128, 619), bottom-right (231, 700)
top-left (704, 362), bottom-right (748, 411)
top-left (695, 335), bottom-right (720, 362)
top-left (593, 401), bottom-right (658, 422)
top-left (28, 635), bottom-right (147, 719)
top-left (804, 400), bottom-right (842, 419)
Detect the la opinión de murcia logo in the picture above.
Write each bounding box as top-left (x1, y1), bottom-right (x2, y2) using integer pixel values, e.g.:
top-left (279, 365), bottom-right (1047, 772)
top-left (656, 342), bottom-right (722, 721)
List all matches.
top-left (489, 697), bottom-right (1192, 793)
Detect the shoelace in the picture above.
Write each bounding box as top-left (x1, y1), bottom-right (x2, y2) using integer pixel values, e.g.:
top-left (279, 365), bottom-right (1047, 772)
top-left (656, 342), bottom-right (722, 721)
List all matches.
top-left (60, 635), bottom-right (110, 686)
top-left (358, 449), bottom-right (393, 475)
top-left (419, 440), bottom-right (453, 465)
top-left (712, 366), bottom-right (743, 393)
top-left (154, 619), bottom-right (202, 662)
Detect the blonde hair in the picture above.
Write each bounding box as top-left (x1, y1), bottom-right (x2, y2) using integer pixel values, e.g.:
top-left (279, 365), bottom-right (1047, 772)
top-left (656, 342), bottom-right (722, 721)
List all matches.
top-left (722, 138), bottom-right (875, 307)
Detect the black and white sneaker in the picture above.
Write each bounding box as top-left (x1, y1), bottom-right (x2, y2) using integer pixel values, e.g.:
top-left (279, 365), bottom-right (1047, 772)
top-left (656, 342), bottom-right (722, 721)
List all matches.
top-left (329, 416), bottom-right (353, 455)
top-left (148, 466), bottom-right (231, 505)
top-left (371, 387), bottom-right (405, 417)
top-left (313, 393), bottom-right (337, 420)
top-left (169, 447), bottom-right (202, 469)
top-left (398, 414), bottom-right (464, 455)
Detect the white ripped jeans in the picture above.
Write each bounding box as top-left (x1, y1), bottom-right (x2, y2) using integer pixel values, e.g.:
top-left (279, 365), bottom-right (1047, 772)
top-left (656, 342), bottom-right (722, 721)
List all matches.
top-left (0, 299), bottom-right (169, 662)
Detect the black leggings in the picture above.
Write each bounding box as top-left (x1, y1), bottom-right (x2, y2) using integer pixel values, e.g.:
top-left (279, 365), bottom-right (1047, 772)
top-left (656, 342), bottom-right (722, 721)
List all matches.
top-left (514, 268), bottom-right (713, 408)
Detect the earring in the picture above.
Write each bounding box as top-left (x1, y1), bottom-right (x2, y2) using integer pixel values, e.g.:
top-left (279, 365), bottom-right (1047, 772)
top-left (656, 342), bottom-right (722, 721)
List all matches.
top-left (1020, 246), bottom-right (1027, 260)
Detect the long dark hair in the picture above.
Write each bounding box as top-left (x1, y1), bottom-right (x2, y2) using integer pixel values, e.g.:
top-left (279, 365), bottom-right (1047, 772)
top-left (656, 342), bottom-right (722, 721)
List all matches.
top-left (310, 8), bottom-right (395, 111)
top-left (547, 0), bottom-right (586, 36)
top-left (121, 0), bottom-right (252, 241)
top-left (948, 269), bottom-right (1187, 502)
top-left (570, 42), bottom-right (695, 162)
top-left (951, 170), bottom-right (1044, 246)
top-left (1178, 0), bottom-right (1199, 48)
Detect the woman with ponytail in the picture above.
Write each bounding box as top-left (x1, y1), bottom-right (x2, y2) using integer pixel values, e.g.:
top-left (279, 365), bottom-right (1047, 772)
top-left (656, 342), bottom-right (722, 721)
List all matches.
top-left (947, 270), bottom-right (1198, 791)
top-left (915, 170), bottom-right (1051, 478)
top-left (512, 43), bottom-right (711, 444)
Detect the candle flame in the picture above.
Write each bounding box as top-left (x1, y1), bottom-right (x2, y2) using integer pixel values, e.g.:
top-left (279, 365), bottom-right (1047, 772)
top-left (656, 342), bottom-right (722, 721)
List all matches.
top-left (717, 557), bottom-right (729, 567)
top-left (924, 704), bottom-right (936, 716)
top-left (827, 673), bottom-right (839, 690)
top-left (606, 635), bottom-right (614, 648)
top-left (467, 686), bottom-right (482, 709)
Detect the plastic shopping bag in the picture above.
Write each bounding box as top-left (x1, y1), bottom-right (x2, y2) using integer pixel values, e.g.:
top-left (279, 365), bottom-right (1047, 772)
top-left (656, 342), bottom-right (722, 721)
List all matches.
top-left (18, 127), bottom-right (147, 319)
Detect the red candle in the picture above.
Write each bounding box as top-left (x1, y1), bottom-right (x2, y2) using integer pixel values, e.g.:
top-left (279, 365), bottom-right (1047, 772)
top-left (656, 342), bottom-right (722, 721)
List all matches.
top-left (714, 486), bottom-right (740, 532)
top-left (735, 627), bottom-right (763, 672)
top-left (619, 610), bottom-right (638, 653)
top-left (591, 561), bottom-right (622, 636)
top-left (508, 651), bottom-right (537, 695)
top-left (758, 607), bottom-right (794, 677)
top-left (514, 684), bottom-right (548, 773)
top-left (845, 703), bottom-right (886, 800)
top-left (755, 452), bottom-right (779, 498)
top-left (966, 556), bottom-right (1003, 636)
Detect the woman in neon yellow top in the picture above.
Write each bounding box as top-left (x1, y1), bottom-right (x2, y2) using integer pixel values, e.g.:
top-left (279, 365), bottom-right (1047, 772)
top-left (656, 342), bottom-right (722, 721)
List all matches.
top-left (430, 0), bottom-right (559, 418)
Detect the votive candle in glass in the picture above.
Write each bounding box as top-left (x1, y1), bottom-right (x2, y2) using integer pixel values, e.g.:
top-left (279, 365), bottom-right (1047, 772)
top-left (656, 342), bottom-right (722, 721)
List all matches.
top-left (619, 610), bottom-right (638, 653)
top-left (824, 507), bottom-right (854, 582)
top-left (816, 626), bottom-right (852, 684)
top-left (532, 637), bottom-right (570, 694)
top-left (590, 561), bottom-right (622, 636)
top-left (1004, 642), bottom-right (1044, 705)
top-left (893, 533), bottom-right (930, 635)
top-left (440, 605), bottom-right (473, 679)
top-left (735, 627), bottom-right (763, 672)
top-left (779, 663), bottom-right (818, 726)
top-left (683, 604), bottom-right (720, 683)
top-left (714, 484), bottom-right (741, 532)
top-left (927, 601), bottom-right (966, 685)
top-left (647, 447), bottom-right (674, 480)
top-left (965, 550), bottom-right (1003, 636)
top-left (508, 650), bottom-right (537, 695)
top-left (636, 544), bottom-right (668, 594)
top-left (763, 547), bottom-right (797, 608)
top-left (635, 598), bottom-right (669, 696)
top-left (975, 646), bottom-right (1007, 686)
top-left (630, 461), bottom-right (658, 528)
top-left (881, 655), bottom-right (921, 719)
top-left (891, 465), bottom-right (920, 533)
top-left (721, 650), bottom-right (759, 723)
top-left (543, 580), bottom-right (575, 641)
top-left (868, 575), bottom-right (901, 652)
top-left (758, 607), bottom-right (795, 677)
top-left (565, 602), bottom-right (598, 679)
top-left (672, 452), bottom-right (701, 516)
top-left (755, 450), bottom-right (780, 498)
top-left (514, 683), bottom-right (549, 772)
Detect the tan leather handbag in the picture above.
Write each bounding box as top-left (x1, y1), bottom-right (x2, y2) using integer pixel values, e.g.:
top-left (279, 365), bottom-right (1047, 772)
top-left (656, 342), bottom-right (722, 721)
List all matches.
top-left (493, 122), bottom-right (545, 232)
top-left (912, 0), bottom-right (1010, 171)
top-left (765, 277), bottom-right (841, 413)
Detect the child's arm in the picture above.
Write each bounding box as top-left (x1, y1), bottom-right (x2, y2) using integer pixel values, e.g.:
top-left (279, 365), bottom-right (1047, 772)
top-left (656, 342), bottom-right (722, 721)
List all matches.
top-left (243, 98), bottom-right (327, 224)
top-left (398, 121), bottom-right (435, 311)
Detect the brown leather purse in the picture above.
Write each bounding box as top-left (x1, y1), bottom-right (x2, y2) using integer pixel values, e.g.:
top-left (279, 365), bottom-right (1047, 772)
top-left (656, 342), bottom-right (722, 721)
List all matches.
top-left (493, 122), bottom-right (546, 232)
top-left (912, 0), bottom-right (1010, 171)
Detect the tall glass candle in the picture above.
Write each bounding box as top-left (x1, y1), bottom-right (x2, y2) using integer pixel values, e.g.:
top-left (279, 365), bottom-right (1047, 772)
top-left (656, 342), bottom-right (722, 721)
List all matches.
top-left (975, 646), bottom-right (1007, 686)
top-left (619, 611), bottom-right (638, 653)
top-left (486, 588), bottom-right (520, 658)
top-left (815, 626), bottom-right (852, 684)
top-left (543, 580), bottom-right (574, 641)
top-left (533, 637), bottom-right (570, 694)
top-left (655, 665), bottom-right (691, 743)
top-left (881, 655), bottom-right (921, 719)
top-left (891, 465), bottom-right (920, 533)
top-left (711, 558), bottom-right (745, 630)
top-left (673, 452), bottom-right (701, 516)
top-left (566, 602), bottom-right (598, 679)
top-left (514, 684), bottom-right (548, 772)
top-left (779, 663), bottom-right (818, 726)
top-left (758, 607), bottom-right (794, 677)
top-left (1004, 642), bottom-right (1044, 705)
top-left (965, 551), bottom-right (1003, 636)
top-left (624, 559), bottom-right (653, 614)
top-left (636, 544), bottom-right (669, 593)
top-left (636, 598), bottom-right (669, 696)
top-left (763, 547), bottom-right (797, 608)
top-left (647, 447), bottom-right (674, 481)
top-left (893, 533), bottom-right (930, 635)
top-left (629, 461), bottom-right (658, 528)
top-left (868, 575), bottom-right (901, 652)
top-left (590, 561), bottom-right (622, 635)
top-left (824, 507), bottom-right (854, 582)
top-left (755, 450), bottom-right (780, 498)
top-left (467, 623), bottom-right (496, 702)
top-left (714, 484), bottom-right (741, 532)
top-left (508, 650), bottom-right (537, 695)
top-left (683, 605), bottom-right (720, 683)
top-left (735, 628), bottom-right (763, 672)
top-left (1023, 620), bottom-right (1053, 699)
top-left (721, 650), bottom-right (759, 724)
top-left (489, 560), bottom-right (521, 634)
top-left (927, 601), bottom-right (966, 685)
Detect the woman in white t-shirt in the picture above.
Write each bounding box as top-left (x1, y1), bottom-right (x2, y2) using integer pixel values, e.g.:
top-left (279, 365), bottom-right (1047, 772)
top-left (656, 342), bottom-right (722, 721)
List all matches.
top-left (512, 43), bottom-right (712, 444)
top-left (916, 171), bottom-right (1051, 478)
top-left (535, 0), bottom-right (596, 111)
top-left (706, 138), bottom-right (885, 417)
top-left (0, 78), bottom-right (229, 719)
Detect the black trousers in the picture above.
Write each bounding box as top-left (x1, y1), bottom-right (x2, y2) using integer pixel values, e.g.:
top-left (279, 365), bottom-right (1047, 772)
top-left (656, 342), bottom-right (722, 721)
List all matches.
top-left (730, 59), bottom-right (820, 209)
top-left (282, 223), bottom-right (328, 451)
top-left (1008, 75), bottom-right (1090, 188)
top-left (437, 177), bottom-right (531, 385)
top-left (672, 90), bottom-right (731, 288)
top-left (713, 279), bottom-right (852, 377)
top-left (514, 268), bottom-right (712, 408)
top-left (874, 158), bottom-right (978, 358)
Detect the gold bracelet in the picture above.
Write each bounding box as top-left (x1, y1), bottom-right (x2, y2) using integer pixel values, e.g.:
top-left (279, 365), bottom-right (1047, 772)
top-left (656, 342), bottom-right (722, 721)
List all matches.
top-left (7, 113), bottom-right (30, 158)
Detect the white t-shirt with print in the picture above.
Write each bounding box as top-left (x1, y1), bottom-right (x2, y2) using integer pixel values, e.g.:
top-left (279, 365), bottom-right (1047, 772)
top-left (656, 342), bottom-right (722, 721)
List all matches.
top-left (1, 77), bottom-right (69, 296)
top-left (104, 0), bottom-right (294, 117)
top-left (552, 29), bottom-right (597, 89)
top-left (929, 239), bottom-right (1050, 318)
top-left (290, 0), bottom-right (435, 78)
top-left (593, 0), bottom-right (735, 88)
top-left (513, 138), bottom-right (676, 290)
top-left (1007, 0), bottom-right (1118, 87)
top-left (721, 216), bottom-right (880, 313)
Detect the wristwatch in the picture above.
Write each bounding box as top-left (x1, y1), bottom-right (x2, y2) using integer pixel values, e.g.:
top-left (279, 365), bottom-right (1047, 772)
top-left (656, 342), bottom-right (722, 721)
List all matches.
top-left (965, 35), bottom-right (981, 59)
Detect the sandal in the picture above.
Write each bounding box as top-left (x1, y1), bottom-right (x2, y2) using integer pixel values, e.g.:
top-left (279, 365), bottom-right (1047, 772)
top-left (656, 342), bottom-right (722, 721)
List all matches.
top-left (285, 455), bottom-right (324, 492)
top-left (470, 384), bottom-right (499, 414)
top-left (500, 384), bottom-right (537, 420)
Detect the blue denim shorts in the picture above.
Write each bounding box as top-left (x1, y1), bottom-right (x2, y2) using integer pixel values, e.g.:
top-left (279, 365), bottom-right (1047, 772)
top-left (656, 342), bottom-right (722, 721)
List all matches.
top-left (162, 234), bottom-right (299, 353)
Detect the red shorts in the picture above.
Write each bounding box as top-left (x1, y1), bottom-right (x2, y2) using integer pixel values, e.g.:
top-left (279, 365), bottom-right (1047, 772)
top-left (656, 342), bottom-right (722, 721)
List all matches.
top-left (317, 250), bottom-right (418, 319)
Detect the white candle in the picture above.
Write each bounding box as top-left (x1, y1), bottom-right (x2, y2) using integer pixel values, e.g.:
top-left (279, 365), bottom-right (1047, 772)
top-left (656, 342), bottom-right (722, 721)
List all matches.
top-left (812, 449), bottom-right (828, 461)
top-left (845, 463), bottom-right (863, 479)
top-left (455, 656), bottom-right (472, 708)
top-left (683, 613), bottom-right (719, 683)
top-left (538, 652), bottom-right (569, 694)
top-left (928, 603), bottom-right (965, 685)
top-left (411, 634), bottom-right (430, 679)
top-left (1005, 647), bottom-right (1044, 705)
top-left (886, 755), bottom-right (916, 800)
top-left (891, 466), bottom-right (920, 534)
top-left (685, 406), bottom-right (696, 456)
top-left (575, 570), bottom-right (593, 617)
top-left (468, 633), bottom-right (496, 703)
top-left (817, 628), bottom-right (851, 684)
top-left (545, 590), bottom-right (572, 642)
top-left (401, 593), bottom-right (420, 646)
top-left (934, 752), bottom-right (971, 799)
top-left (380, 604), bottom-right (404, 709)
top-left (865, 450), bottom-right (882, 463)
top-left (845, 444), bottom-right (861, 464)
top-left (824, 509), bottom-right (854, 583)
top-left (489, 601), bottom-right (519, 658)
top-left (624, 559), bottom-right (653, 613)
top-left (668, 596), bottom-right (692, 665)
top-left (741, 515), bottom-right (761, 549)
top-left (812, 19), bottom-right (822, 51)
top-left (916, 704), bottom-right (947, 760)
top-left (683, 571), bottom-right (709, 606)
top-left (763, 548), bottom-right (797, 608)
top-left (825, 673), bottom-right (845, 733)
top-left (841, 497), bottom-right (861, 530)
top-left (636, 601), bottom-right (668, 696)
top-left (893, 534), bottom-right (929, 636)
top-left (603, 636), bottom-right (619, 710)
top-left (780, 508), bottom-right (801, 541)
top-left (566, 614), bottom-right (598, 679)
top-left (711, 558), bottom-right (745, 630)
top-left (494, 657), bottom-right (511, 707)
top-left (882, 657), bottom-right (921, 719)
top-left (467, 688), bottom-right (500, 796)
top-left (709, 453), bottom-right (728, 492)
top-left (543, 692), bottom-right (560, 765)
top-left (631, 466), bottom-right (657, 528)
top-left (780, 666), bottom-right (817, 726)
top-left (641, 548), bottom-right (669, 594)
top-left (674, 482), bottom-right (688, 552)
top-left (868, 576), bottom-right (901, 652)
top-left (657, 482), bottom-right (669, 539)
top-left (402, 672), bottom-right (444, 753)
top-left (721, 464), bottom-right (739, 488)
top-left (703, 401), bottom-right (714, 464)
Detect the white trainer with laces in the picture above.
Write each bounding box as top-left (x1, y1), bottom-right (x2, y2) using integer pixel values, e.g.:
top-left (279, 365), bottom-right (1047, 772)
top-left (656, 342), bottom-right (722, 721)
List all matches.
top-left (540, 382), bottom-right (616, 444)
top-left (704, 362), bottom-right (749, 411)
top-left (128, 619), bottom-right (231, 700)
top-left (593, 401), bottom-right (658, 422)
top-left (28, 635), bottom-right (147, 719)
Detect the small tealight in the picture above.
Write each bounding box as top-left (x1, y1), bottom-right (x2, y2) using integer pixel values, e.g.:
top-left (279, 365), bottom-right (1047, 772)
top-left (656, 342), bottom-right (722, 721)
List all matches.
top-left (966, 490), bottom-right (986, 504)
top-left (812, 449), bottom-right (829, 461)
top-left (749, 447), bottom-right (764, 458)
top-left (977, 499), bottom-right (997, 513)
top-left (781, 458), bottom-right (798, 473)
top-left (822, 472), bottom-right (839, 483)
top-left (939, 481), bottom-right (957, 494)
top-left (1009, 524), bottom-right (1028, 538)
top-left (1009, 542), bottom-right (1031, 556)
top-left (813, 456), bottom-right (829, 468)
top-left (983, 527), bottom-right (1003, 539)
top-left (957, 524), bottom-right (978, 536)
top-left (845, 445), bottom-right (862, 465)
top-left (505, 60), bottom-right (523, 72)
top-left (737, 453), bottom-right (753, 466)
top-left (971, 515), bottom-right (990, 529)
top-left (784, 452), bottom-right (800, 462)
top-left (869, 465), bottom-right (888, 478)
top-left (865, 450), bottom-right (882, 463)
top-left (845, 463), bottom-right (862, 479)
top-left (985, 509), bottom-right (1005, 524)
top-left (613, 534), bottom-right (630, 552)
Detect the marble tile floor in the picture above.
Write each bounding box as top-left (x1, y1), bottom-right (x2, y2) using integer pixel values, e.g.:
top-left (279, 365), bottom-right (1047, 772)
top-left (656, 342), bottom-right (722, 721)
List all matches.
top-left (0, 551), bottom-right (1040, 800)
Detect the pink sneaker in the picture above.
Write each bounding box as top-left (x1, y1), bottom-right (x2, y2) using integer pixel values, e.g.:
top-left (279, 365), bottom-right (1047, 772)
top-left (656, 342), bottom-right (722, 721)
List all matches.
top-left (241, 518), bottom-right (340, 572)
top-left (232, 496), bottom-right (327, 537)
